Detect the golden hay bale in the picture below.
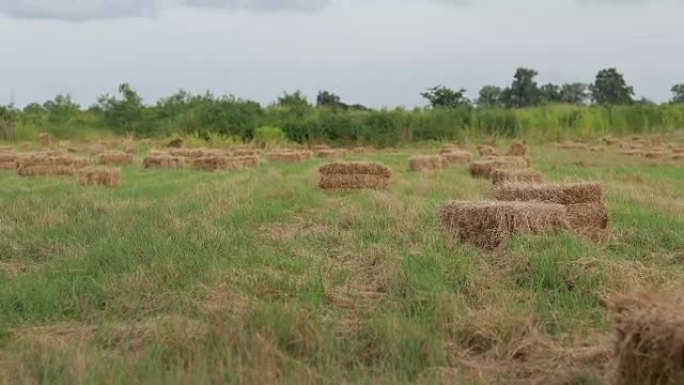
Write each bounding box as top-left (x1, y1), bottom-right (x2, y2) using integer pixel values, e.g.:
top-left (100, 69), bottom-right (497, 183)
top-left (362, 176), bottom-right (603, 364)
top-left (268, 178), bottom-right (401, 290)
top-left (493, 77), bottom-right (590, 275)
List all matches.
top-left (645, 151), bottom-right (669, 159)
top-left (493, 182), bottom-right (603, 205)
top-left (469, 157), bottom-right (529, 179)
top-left (607, 291), bottom-right (684, 385)
top-left (673, 154), bottom-right (684, 160)
top-left (490, 169), bottom-right (544, 185)
top-left (16, 154), bottom-right (89, 169)
top-left (98, 151), bottom-right (134, 165)
top-left (506, 140), bottom-right (528, 156)
top-left (602, 137), bottom-right (620, 145)
top-left (169, 148), bottom-right (219, 158)
top-left (565, 202), bottom-right (610, 241)
top-left (125, 148), bottom-right (136, 155)
top-left (650, 135), bottom-right (663, 147)
top-left (438, 200), bottom-right (569, 249)
top-left (352, 146), bottom-right (367, 153)
top-left (87, 145), bottom-right (107, 156)
top-left (17, 165), bottom-right (75, 177)
top-left (78, 167), bottom-right (121, 187)
top-left (148, 149), bottom-right (169, 156)
top-left (441, 151), bottom-right (473, 166)
top-left (477, 145), bottom-right (497, 156)
top-left (232, 149), bottom-right (260, 157)
top-left (620, 150), bottom-right (644, 157)
top-left (409, 156), bottom-right (443, 171)
top-left (266, 151), bottom-right (304, 163)
top-left (235, 155), bottom-right (260, 168)
top-left (319, 162), bottom-right (392, 177)
top-left (39, 133), bottom-right (51, 147)
top-left (190, 156), bottom-right (243, 171)
top-left (319, 174), bottom-right (390, 190)
top-left (670, 147), bottom-right (684, 154)
top-left (0, 149), bottom-right (17, 170)
top-left (143, 155), bottom-right (185, 169)
top-left (312, 144), bottom-right (331, 151)
top-left (590, 146), bottom-right (607, 152)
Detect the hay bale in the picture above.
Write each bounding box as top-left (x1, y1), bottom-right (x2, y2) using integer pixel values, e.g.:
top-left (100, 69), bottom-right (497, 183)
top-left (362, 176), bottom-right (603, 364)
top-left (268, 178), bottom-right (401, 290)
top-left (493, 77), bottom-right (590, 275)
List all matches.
top-left (169, 148), bottom-right (218, 158)
top-left (232, 149), bottom-right (260, 157)
top-left (620, 150), bottom-right (644, 157)
top-left (319, 162), bottom-right (392, 177)
top-left (352, 146), bottom-right (367, 153)
top-left (491, 169), bottom-right (544, 185)
top-left (409, 156), bottom-right (442, 171)
top-left (477, 145), bottom-right (497, 156)
top-left (15, 154), bottom-right (89, 170)
top-left (602, 137), bottom-right (620, 145)
top-left (469, 157), bottom-right (529, 179)
top-left (0, 150), bottom-right (16, 170)
top-left (78, 167), bottom-right (121, 187)
top-left (441, 151), bottom-right (472, 166)
top-left (235, 155), bottom-right (260, 168)
top-left (266, 151), bottom-right (304, 163)
top-left (39, 133), bottom-right (51, 147)
top-left (312, 144), bottom-right (330, 151)
top-left (143, 155), bottom-right (185, 169)
top-left (590, 146), bottom-right (606, 152)
top-left (493, 182), bottom-right (603, 204)
top-left (319, 174), bottom-right (390, 190)
top-left (190, 156), bottom-right (243, 171)
top-left (607, 291), bottom-right (684, 385)
top-left (316, 149), bottom-right (347, 159)
top-left (99, 151), bottom-right (134, 165)
top-left (650, 135), bottom-right (663, 147)
top-left (438, 200), bottom-right (569, 249)
top-left (670, 147), bottom-right (684, 154)
top-left (87, 145), bottom-right (107, 156)
top-left (645, 151), bottom-right (669, 159)
top-left (506, 140), bottom-right (528, 156)
top-left (565, 202), bottom-right (609, 241)
top-left (17, 165), bottom-right (75, 177)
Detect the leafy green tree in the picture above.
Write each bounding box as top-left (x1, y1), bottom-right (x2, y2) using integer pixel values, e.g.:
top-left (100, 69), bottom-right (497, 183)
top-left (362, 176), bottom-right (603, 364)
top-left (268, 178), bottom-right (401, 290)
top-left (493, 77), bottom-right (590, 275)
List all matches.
top-left (560, 83), bottom-right (589, 105)
top-left (421, 86), bottom-right (470, 108)
top-left (43, 94), bottom-right (80, 124)
top-left (540, 83), bottom-right (561, 104)
top-left (589, 68), bottom-right (634, 105)
top-left (476, 86), bottom-right (503, 108)
top-left (316, 90), bottom-right (343, 108)
top-left (0, 104), bottom-right (18, 140)
top-left (96, 83), bottom-right (145, 133)
top-left (277, 91), bottom-right (311, 109)
top-left (671, 84), bottom-right (684, 104)
top-left (502, 68), bottom-right (540, 108)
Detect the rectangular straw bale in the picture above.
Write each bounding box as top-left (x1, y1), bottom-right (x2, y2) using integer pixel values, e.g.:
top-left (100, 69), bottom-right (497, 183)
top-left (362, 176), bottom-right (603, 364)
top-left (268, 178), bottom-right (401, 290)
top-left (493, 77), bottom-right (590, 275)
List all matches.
top-left (17, 165), bottom-right (75, 177)
top-left (493, 182), bottom-right (603, 204)
top-left (477, 145), bottom-right (497, 156)
top-left (565, 202), bottom-right (610, 241)
top-left (190, 156), bottom-right (243, 171)
top-left (312, 144), bottom-right (330, 151)
top-left (590, 146), bottom-right (606, 152)
top-left (620, 150), bottom-right (643, 157)
top-left (469, 157), bottom-right (528, 179)
top-left (409, 155), bottom-right (442, 171)
top-left (671, 148), bottom-right (684, 154)
top-left (15, 154), bottom-right (89, 169)
top-left (143, 155), bottom-right (185, 169)
top-left (39, 133), bottom-right (51, 147)
top-left (491, 169), bottom-right (544, 185)
top-left (266, 151), bottom-right (302, 163)
top-left (319, 174), bottom-right (390, 190)
top-left (169, 148), bottom-right (218, 158)
top-left (98, 151), bottom-right (134, 165)
top-left (235, 155), bottom-right (260, 168)
top-left (645, 151), bottom-right (669, 159)
top-left (78, 167), bottom-right (121, 187)
top-left (602, 137), bottom-right (620, 145)
top-left (441, 151), bottom-right (472, 166)
top-left (316, 149), bottom-right (347, 159)
top-left (319, 162), bottom-right (392, 177)
top-left (607, 291), bottom-right (684, 385)
top-left (506, 140), bottom-right (528, 156)
top-left (352, 146), bottom-right (367, 153)
top-left (438, 200), bottom-right (569, 249)
top-left (233, 149), bottom-right (260, 157)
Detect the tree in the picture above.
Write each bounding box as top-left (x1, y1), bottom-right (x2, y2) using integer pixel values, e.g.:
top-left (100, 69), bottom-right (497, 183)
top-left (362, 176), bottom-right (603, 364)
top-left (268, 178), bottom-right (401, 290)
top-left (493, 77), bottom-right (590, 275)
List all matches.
top-left (560, 83), bottom-right (589, 105)
top-left (96, 83), bottom-right (145, 132)
top-left (502, 68), bottom-right (540, 108)
top-left (589, 68), bottom-right (634, 105)
top-left (277, 90), bottom-right (311, 110)
top-left (671, 84), bottom-right (684, 104)
top-left (421, 86), bottom-right (470, 108)
top-left (540, 83), bottom-right (561, 104)
top-left (476, 86), bottom-right (503, 108)
top-left (43, 94), bottom-right (80, 124)
top-left (316, 90), bottom-right (343, 108)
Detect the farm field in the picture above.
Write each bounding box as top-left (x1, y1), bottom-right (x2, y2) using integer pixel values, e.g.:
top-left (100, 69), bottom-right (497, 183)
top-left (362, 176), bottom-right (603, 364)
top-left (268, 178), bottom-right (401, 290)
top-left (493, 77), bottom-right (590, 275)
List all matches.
top-left (1, 134), bottom-right (684, 384)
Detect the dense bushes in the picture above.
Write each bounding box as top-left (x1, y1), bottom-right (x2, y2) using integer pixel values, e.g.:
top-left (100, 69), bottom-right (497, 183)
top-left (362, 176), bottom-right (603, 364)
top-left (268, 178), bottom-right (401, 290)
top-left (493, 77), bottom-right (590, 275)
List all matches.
top-left (4, 90), bottom-right (684, 146)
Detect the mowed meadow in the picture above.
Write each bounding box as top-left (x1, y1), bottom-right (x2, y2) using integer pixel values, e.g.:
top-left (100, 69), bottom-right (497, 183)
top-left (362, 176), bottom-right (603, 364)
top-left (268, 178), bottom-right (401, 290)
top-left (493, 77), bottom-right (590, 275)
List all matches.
top-left (1, 134), bottom-right (684, 385)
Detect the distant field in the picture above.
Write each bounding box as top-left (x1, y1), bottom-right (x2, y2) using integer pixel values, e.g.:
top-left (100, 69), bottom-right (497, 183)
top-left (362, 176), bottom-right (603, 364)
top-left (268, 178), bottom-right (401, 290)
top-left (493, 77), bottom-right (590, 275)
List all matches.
top-left (1, 135), bottom-right (684, 384)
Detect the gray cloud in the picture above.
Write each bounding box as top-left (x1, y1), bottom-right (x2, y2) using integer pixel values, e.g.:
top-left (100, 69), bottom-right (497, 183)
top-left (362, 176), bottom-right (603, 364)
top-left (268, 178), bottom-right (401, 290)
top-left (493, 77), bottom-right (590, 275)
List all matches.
top-left (0, 0), bottom-right (158, 21)
top-left (185, 0), bottom-right (332, 12)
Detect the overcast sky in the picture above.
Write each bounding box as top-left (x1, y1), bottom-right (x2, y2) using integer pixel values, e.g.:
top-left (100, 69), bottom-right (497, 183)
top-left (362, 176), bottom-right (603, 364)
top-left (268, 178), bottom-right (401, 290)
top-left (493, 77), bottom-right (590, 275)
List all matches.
top-left (0, 0), bottom-right (682, 108)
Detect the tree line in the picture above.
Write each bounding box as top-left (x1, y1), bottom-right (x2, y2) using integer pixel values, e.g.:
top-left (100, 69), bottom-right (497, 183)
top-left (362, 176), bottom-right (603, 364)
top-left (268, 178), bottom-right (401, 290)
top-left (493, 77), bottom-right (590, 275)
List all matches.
top-left (1, 67), bottom-right (683, 144)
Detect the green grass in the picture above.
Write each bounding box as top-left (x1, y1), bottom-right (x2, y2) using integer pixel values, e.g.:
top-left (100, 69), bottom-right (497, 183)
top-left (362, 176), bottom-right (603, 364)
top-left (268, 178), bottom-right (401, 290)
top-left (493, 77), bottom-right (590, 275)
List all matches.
top-left (1, 138), bottom-right (684, 384)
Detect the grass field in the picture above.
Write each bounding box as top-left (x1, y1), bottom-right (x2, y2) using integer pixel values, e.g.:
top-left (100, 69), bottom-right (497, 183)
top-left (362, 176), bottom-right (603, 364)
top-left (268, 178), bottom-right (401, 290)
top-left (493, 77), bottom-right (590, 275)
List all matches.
top-left (1, 137), bottom-right (684, 384)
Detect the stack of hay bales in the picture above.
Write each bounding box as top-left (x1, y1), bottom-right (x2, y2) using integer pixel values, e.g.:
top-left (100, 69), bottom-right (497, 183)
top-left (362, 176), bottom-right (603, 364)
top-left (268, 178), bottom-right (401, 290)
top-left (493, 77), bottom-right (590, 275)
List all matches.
top-left (235, 155), bottom-right (260, 168)
top-left (607, 291), bottom-right (684, 385)
top-left (232, 149), bottom-right (261, 157)
top-left (438, 201), bottom-right (569, 249)
top-left (477, 145), bottom-right (497, 156)
top-left (409, 155), bottom-right (443, 171)
top-left (506, 140), bottom-right (528, 156)
top-left (0, 147), bottom-right (16, 170)
top-left (590, 146), bottom-right (606, 152)
top-left (99, 151), bottom-right (134, 165)
top-left (490, 169), bottom-right (544, 185)
top-left (88, 145), bottom-right (107, 156)
top-left (143, 154), bottom-right (185, 169)
top-left (440, 150), bottom-right (472, 166)
top-left (190, 156), bottom-right (243, 171)
top-left (16, 153), bottom-right (90, 177)
top-left (469, 156), bottom-right (529, 179)
top-left (266, 150), bottom-right (312, 163)
top-left (620, 150), bottom-right (644, 157)
top-left (439, 144), bottom-right (460, 155)
top-left (39, 133), bottom-right (51, 147)
top-left (493, 182), bottom-right (609, 241)
top-left (78, 167), bottom-right (121, 187)
top-left (644, 150), bottom-right (670, 159)
top-left (318, 162), bottom-right (391, 190)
